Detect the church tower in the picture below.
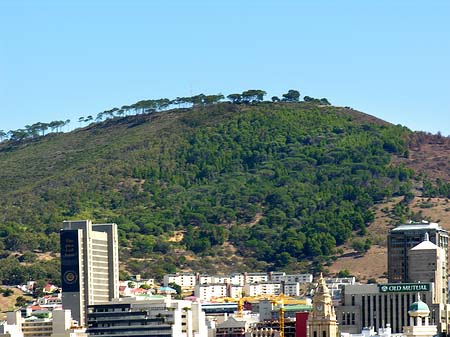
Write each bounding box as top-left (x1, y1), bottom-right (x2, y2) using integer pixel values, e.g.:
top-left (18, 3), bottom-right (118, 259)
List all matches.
top-left (308, 274), bottom-right (338, 337)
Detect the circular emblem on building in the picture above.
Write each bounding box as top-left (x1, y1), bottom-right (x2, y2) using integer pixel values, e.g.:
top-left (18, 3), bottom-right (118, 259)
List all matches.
top-left (381, 285), bottom-right (388, 292)
top-left (63, 271), bottom-right (78, 284)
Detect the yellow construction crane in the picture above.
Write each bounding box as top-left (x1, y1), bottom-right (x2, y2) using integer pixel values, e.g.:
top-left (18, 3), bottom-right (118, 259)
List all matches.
top-left (234, 293), bottom-right (286, 337)
top-left (237, 296), bottom-right (265, 317)
top-left (270, 293), bottom-right (285, 337)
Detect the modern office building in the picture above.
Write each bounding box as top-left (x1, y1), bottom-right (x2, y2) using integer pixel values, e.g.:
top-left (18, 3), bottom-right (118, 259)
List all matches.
top-left (387, 221), bottom-right (448, 284)
top-left (60, 220), bottom-right (119, 327)
top-left (86, 297), bottom-right (207, 337)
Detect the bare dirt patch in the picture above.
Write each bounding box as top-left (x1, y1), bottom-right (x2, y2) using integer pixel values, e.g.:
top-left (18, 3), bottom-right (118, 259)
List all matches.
top-left (394, 134), bottom-right (450, 181)
top-left (0, 288), bottom-right (33, 318)
top-left (169, 230), bottom-right (185, 242)
top-left (329, 245), bottom-right (387, 283)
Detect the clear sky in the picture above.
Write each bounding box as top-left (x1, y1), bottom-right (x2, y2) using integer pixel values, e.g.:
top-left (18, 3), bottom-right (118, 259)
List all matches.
top-left (1, 0), bottom-right (449, 134)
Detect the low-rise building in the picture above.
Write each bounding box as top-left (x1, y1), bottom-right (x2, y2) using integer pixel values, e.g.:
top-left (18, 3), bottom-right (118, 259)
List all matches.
top-left (284, 282), bottom-right (301, 297)
top-left (246, 273), bottom-right (269, 284)
top-left (285, 274), bottom-right (313, 284)
top-left (215, 315), bottom-right (259, 337)
top-left (163, 273), bottom-right (197, 290)
top-left (230, 274), bottom-right (246, 286)
top-left (229, 285), bottom-right (244, 299)
top-left (195, 284), bottom-right (228, 301)
top-left (260, 282), bottom-right (282, 296)
top-left (325, 277), bottom-right (356, 303)
top-left (4, 310), bottom-right (86, 337)
top-left (211, 276), bottom-right (231, 284)
top-left (244, 282), bottom-right (282, 297)
top-left (36, 295), bottom-right (62, 309)
top-left (0, 320), bottom-right (23, 337)
top-left (198, 275), bottom-right (212, 285)
top-left (269, 272), bottom-right (286, 282)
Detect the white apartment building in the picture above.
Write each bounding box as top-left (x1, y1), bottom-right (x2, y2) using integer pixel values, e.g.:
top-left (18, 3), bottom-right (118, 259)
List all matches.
top-left (211, 276), bottom-right (231, 284)
top-left (195, 284), bottom-right (228, 301)
top-left (283, 282), bottom-right (301, 296)
top-left (285, 273), bottom-right (313, 283)
top-left (230, 274), bottom-right (246, 286)
top-left (161, 271), bottom-right (314, 299)
top-left (244, 283), bottom-right (261, 297)
top-left (229, 285), bottom-right (244, 299)
top-left (198, 275), bottom-right (212, 285)
top-left (246, 273), bottom-right (269, 284)
top-left (260, 282), bottom-right (282, 296)
top-left (244, 282), bottom-right (282, 297)
top-left (269, 272), bottom-right (286, 282)
top-left (163, 273), bottom-right (197, 289)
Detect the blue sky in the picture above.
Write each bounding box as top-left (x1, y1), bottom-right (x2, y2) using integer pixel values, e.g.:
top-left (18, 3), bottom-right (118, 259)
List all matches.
top-left (1, 0), bottom-right (449, 134)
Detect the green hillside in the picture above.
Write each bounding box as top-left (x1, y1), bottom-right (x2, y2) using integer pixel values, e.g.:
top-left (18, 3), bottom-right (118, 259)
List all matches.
top-left (0, 101), bottom-right (414, 281)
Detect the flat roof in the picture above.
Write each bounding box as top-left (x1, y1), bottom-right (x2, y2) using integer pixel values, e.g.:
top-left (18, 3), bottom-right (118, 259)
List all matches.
top-left (391, 222), bottom-right (441, 232)
top-left (273, 304), bottom-right (312, 312)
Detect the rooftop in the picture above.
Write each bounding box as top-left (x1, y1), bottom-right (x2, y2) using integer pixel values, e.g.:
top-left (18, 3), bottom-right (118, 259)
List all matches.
top-left (391, 221), bottom-right (441, 232)
top-left (277, 304), bottom-right (312, 312)
top-left (408, 298), bottom-right (430, 317)
top-left (410, 240), bottom-right (440, 251)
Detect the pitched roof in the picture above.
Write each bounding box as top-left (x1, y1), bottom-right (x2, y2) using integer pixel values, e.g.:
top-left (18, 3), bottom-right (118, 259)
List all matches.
top-left (410, 240), bottom-right (440, 251)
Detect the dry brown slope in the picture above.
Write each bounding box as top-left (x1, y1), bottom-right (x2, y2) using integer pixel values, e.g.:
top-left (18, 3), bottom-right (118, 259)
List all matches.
top-left (329, 133), bottom-right (450, 282)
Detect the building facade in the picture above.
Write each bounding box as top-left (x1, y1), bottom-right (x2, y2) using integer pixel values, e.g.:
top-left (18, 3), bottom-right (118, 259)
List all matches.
top-left (86, 297), bottom-right (207, 337)
top-left (408, 233), bottom-right (446, 304)
top-left (387, 221), bottom-right (448, 286)
top-left (4, 310), bottom-right (86, 337)
top-left (60, 220), bottom-right (119, 327)
top-left (335, 283), bottom-right (447, 334)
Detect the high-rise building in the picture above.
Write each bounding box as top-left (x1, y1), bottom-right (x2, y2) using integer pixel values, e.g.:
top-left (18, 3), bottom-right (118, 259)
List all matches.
top-left (409, 233), bottom-right (447, 303)
top-left (60, 220), bottom-right (119, 327)
top-left (387, 221), bottom-right (448, 284)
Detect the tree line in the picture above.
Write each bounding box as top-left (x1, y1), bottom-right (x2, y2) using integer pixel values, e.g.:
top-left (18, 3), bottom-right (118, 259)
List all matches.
top-left (0, 120), bottom-right (70, 142)
top-left (1, 89), bottom-right (330, 143)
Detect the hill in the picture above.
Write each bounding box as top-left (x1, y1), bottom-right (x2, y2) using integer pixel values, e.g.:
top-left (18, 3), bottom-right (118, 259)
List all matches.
top-left (1, 100), bottom-right (443, 282)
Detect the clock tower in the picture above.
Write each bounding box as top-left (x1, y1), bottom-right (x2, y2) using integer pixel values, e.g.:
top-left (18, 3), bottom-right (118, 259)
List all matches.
top-left (308, 274), bottom-right (338, 337)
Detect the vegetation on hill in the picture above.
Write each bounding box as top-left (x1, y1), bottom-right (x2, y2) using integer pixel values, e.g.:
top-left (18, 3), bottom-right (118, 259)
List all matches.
top-left (0, 93), bottom-right (416, 281)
